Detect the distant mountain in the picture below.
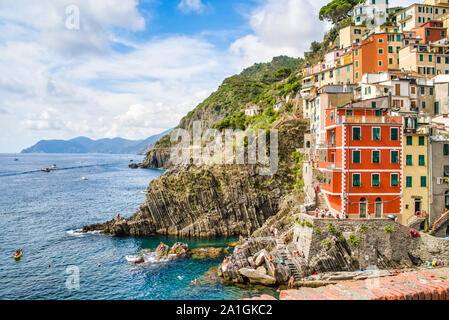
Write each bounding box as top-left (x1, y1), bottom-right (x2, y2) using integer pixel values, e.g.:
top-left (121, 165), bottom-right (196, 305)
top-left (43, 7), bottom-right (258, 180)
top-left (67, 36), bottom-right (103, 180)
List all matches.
top-left (21, 128), bottom-right (173, 155)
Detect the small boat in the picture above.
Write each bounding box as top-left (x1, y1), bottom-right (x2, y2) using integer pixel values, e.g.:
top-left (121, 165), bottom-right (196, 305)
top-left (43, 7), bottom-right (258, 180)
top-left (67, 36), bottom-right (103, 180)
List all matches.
top-left (14, 250), bottom-right (23, 261)
top-left (41, 168), bottom-right (51, 172)
top-left (14, 158), bottom-right (19, 161)
top-left (81, 177), bottom-right (88, 180)
top-left (51, 164), bottom-right (57, 169)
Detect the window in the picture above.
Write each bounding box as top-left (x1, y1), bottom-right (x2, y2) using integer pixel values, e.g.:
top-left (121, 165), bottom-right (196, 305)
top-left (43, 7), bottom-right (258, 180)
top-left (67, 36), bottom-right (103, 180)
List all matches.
top-left (422, 101), bottom-right (426, 109)
top-left (429, 55), bottom-right (433, 62)
top-left (396, 35), bottom-right (401, 42)
top-left (353, 174), bottom-right (361, 187)
top-left (406, 155), bottom-right (412, 166)
top-left (372, 150), bottom-right (380, 163)
top-left (390, 128), bottom-right (399, 141)
top-left (421, 87), bottom-right (425, 95)
top-left (419, 54), bottom-right (424, 62)
top-left (353, 150), bottom-right (361, 164)
top-left (378, 38), bottom-right (383, 43)
top-left (355, 60), bottom-right (359, 68)
top-left (406, 176), bottom-right (412, 188)
top-left (330, 111), bottom-right (334, 121)
top-left (355, 72), bottom-right (359, 79)
top-left (375, 110), bottom-right (382, 117)
top-left (355, 49), bottom-right (359, 56)
top-left (328, 172), bottom-right (331, 184)
top-left (388, 46), bottom-right (393, 53)
top-left (430, 88), bottom-right (434, 95)
top-left (371, 101), bottom-right (377, 108)
top-left (420, 176), bottom-right (427, 187)
top-left (419, 155), bottom-right (425, 166)
top-left (419, 136), bottom-right (425, 146)
top-left (435, 102), bottom-right (440, 115)
top-left (378, 48), bottom-right (383, 54)
top-left (372, 174), bottom-right (380, 187)
top-left (359, 197), bottom-right (367, 218)
top-left (391, 174), bottom-right (399, 187)
top-left (378, 60), bottom-right (382, 66)
top-left (353, 127), bottom-right (361, 140)
top-left (391, 150), bottom-right (399, 164)
top-left (406, 136), bottom-right (413, 145)
top-left (346, 110), bottom-right (353, 117)
top-left (324, 172), bottom-right (326, 183)
top-left (437, 57), bottom-right (442, 64)
top-left (444, 144), bottom-right (449, 156)
top-left (372, 127), bottom-right (381, 140)
top-left (444, 165), bottom-right (449, 177)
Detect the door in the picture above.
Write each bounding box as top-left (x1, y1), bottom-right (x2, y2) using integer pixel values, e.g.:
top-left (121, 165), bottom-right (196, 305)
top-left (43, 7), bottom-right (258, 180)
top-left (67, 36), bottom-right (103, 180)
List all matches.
top-left (360, 198), bottom-right (367, 218)
top-left (375, 198), bottom-right (382, 218)
top-left (414, 200), bottom-right (422, 215)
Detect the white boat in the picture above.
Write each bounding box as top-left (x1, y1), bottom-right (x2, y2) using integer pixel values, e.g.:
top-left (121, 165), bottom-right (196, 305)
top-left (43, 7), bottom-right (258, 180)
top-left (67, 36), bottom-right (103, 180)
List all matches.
top-left (41, 168), bottom-right (51, 172)
top-left (81, 177), bottom-right (88, 180)
top-left (51, 164), bottom-right (57, 168)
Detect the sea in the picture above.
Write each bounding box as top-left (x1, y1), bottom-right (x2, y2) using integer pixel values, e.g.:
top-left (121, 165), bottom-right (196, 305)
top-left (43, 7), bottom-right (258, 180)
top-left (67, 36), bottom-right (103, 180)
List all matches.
top-left (0, 153), bottom-right (278, 300)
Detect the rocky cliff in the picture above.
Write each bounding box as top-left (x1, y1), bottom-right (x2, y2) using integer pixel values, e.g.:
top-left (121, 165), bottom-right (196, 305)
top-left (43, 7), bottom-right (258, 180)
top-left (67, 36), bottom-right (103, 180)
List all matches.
top-left (85, 120), bottom-right (308, 237)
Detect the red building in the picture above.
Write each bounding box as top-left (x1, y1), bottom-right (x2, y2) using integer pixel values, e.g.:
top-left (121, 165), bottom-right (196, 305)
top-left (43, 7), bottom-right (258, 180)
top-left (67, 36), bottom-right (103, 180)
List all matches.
top-left (317, 97), bottom-right (403, 218)
top-left (412, 20), bottom-right (446, 44)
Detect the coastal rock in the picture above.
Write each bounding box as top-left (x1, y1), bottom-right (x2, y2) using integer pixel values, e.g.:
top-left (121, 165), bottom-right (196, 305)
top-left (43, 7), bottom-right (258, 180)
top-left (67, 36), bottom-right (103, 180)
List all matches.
top-left (239, 268), bottom-right (276, 286)
top-left (171, 242), bottom-right (189, 255)
top-left (84, 121), bottom-right (308, 238)
top-left (155, 242), bottom-right (170, 257)
top-left (189, 247), bottom-right (229, 259)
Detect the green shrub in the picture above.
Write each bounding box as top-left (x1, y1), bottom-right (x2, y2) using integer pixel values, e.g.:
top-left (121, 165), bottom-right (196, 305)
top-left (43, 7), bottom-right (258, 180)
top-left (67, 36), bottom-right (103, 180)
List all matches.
top-left (360, 225), bottom-right (367, 233)
top-left (313, 228), bottom-right (322, 235)
top-left (385, 225), bottom-right (394, 233)
top-left (322, 240), bottom-right (331, 248)
top-left (305, 221), bottom-right (313, 228)
top-left (328, 224), bottom-right (337, 234)
top-left (348, 235), bottom-right (360, 247)
top-left (337, 234), bottom-right (345, 243)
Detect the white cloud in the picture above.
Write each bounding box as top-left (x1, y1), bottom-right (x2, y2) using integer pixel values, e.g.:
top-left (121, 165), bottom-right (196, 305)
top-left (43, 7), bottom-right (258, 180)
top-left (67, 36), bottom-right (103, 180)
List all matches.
top-left (230, 0), bottom-right (329, 69)
top-left (178, 0), bottom-right (206, 14)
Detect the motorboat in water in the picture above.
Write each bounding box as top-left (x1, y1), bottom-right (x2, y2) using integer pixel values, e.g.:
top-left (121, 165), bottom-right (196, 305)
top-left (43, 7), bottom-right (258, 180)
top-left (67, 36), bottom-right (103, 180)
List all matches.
top-left (51, 164), bottom-right (57, 169)
top-left (82, 177), bottom-right (88, 180)
top-left (41, 168), bottom-right (51, 172)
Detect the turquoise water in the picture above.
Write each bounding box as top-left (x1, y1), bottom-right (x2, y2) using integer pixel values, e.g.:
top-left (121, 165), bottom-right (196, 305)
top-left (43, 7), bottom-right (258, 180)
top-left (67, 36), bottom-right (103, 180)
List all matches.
top-left (0, 154), bottom-right (278, 300)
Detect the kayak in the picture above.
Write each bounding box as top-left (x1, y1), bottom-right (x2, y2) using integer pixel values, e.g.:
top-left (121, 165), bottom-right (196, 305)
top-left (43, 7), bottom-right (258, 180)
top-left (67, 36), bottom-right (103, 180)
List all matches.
top-left (14, 251), bottom-right (22, 261)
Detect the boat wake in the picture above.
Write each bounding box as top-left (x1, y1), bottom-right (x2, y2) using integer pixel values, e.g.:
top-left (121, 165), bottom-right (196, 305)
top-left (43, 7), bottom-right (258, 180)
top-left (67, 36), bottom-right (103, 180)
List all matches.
top-left (66, 229), bottom-right (101, 237)
top-left (0, 163), bottom-right (118, 178)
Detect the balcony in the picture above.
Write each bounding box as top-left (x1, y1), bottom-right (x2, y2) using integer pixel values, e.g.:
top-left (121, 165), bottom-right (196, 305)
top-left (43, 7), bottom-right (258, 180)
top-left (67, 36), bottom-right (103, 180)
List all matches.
top-left (336, 115), bottom-right (402, 124)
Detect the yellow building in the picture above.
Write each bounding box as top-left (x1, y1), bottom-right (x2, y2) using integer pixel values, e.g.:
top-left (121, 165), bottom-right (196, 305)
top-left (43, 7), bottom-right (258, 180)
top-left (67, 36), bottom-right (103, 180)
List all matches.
top-left (396, 3), bottom-right (449, 31)
top-left (399, 43), bottom-right (449, 77)
top-left (338, 25), bottom-right (368, 49)
top-left (402, 121), bottom-right (430, 227)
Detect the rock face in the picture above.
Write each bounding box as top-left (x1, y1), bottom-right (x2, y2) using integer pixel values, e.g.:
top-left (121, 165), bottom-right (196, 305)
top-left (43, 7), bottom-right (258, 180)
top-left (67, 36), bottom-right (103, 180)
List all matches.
top-left (84, 120), bottom-right (308, 238)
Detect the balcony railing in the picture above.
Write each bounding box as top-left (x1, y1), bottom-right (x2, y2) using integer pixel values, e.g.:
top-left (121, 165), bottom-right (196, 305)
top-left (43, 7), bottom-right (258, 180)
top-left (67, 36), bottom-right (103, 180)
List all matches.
top-left (336, 116), bottom-right (402, 124)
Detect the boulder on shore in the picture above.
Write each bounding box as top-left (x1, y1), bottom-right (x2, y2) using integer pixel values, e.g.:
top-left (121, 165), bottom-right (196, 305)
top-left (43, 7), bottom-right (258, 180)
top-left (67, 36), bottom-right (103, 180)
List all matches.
top-left (155, 242), bottom-right (170, 257)
top-left (239, 268), bottom-right (276, 286)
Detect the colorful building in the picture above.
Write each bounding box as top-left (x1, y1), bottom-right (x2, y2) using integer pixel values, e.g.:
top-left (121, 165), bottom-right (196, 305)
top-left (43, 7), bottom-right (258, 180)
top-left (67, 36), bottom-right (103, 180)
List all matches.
top-left (401, 113), bottom-right (431, 227)
top-left (353, 31), bottom-right (402, 82)
top-left (318, 96), bottom-right (403, 219)
top-left (399, 42), bottom-right (449, 77)
top-left (411, 20), bottom-right (447, 44)
top-left (396, 3), bottom-right (449, 31)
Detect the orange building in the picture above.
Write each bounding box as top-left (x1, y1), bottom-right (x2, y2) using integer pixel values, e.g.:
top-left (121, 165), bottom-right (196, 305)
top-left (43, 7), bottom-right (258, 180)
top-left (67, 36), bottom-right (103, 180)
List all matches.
top-left (318, 97), bottom-right (403, 218)
top-left (412, 20), bottom-right (447, 43)
top-left (353, 32), bottom-right (403, 82)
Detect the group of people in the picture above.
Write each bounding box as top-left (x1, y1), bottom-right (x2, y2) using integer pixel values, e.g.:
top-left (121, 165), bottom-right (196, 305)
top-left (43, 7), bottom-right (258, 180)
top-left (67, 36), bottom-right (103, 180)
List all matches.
top-left (221, 254), bottom-right (238, 273)
top-left (269, 226), bottom-right (279, 239)
top-left (292, 250), bottom-right (305, 259)
top-left (314, 208), bottom-right (348, 220)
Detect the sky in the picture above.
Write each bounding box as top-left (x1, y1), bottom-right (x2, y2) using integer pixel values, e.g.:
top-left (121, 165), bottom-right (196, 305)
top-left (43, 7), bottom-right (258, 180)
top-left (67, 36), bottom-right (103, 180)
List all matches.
top-left (0, 0), bottom-right (412, 153)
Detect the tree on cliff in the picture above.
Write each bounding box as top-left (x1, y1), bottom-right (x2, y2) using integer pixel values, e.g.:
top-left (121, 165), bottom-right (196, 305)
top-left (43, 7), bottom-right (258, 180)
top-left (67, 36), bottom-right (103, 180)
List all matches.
top-left (319, 0), bottom-right (365, 26)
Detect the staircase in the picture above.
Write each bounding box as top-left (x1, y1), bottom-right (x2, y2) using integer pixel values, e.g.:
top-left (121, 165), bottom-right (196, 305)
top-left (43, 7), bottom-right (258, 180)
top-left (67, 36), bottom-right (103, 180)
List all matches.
top-left (275, 238), bottom-right (303, 280)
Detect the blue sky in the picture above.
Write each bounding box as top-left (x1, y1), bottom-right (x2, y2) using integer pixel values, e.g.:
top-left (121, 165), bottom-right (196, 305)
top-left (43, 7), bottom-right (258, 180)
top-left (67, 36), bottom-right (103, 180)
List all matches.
top-left (0, 0), bottom-right (412, 153)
